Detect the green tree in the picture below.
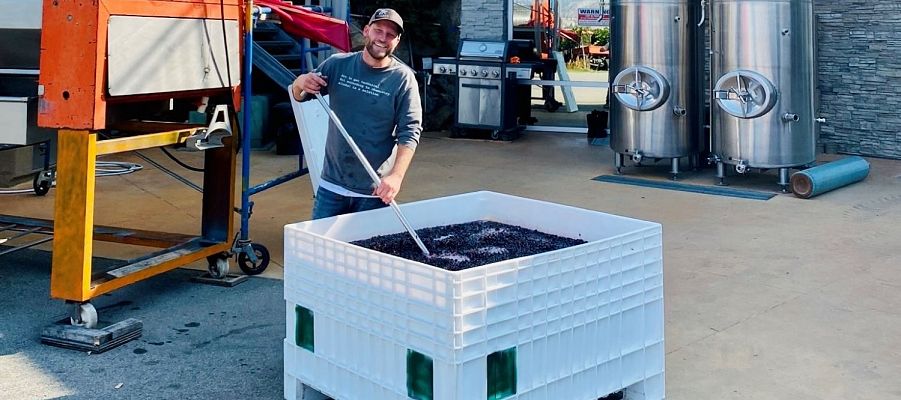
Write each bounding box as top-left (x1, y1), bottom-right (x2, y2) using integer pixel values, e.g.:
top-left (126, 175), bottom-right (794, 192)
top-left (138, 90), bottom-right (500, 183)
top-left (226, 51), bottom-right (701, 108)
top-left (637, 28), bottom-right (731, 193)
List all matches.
top-left (591, 27), bottom-right (610, 46)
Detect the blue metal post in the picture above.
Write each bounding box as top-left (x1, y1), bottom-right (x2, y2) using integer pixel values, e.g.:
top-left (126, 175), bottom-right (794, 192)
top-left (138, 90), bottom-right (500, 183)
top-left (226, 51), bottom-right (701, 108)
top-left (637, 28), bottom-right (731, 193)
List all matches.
top-left (299, 38), bottom-right (307, 73)
top-left (240, 4), bottom-right (254, 241)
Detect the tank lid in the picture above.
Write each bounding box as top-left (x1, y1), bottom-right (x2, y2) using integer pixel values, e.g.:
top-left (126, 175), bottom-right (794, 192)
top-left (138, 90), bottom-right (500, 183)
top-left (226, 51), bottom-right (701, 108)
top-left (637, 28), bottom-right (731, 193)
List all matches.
top-left (713, 70), bottom-right (777, 119)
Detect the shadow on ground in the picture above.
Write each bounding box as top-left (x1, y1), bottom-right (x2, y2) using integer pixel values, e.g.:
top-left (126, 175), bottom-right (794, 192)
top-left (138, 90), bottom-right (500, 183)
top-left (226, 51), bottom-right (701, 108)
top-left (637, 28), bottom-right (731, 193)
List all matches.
top-left (0, 248), bottom-right (284, 399)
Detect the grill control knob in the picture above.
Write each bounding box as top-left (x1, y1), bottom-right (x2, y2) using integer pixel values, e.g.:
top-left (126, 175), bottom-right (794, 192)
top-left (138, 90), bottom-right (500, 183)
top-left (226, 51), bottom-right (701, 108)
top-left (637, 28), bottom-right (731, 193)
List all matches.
top-left (492, 70), bottom-right (500, 78)
top-left (481, 70), bottom-right (489, 77)
top-left (439, 66), bottom-right (447, 73)
top-left (470, 68), bottom-right (477, 76)
top-left (460, 69), bottom-right (467, 76)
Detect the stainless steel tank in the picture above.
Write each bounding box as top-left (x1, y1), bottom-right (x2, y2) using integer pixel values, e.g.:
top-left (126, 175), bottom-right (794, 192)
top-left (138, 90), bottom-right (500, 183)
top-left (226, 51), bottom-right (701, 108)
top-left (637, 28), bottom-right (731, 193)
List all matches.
top-left (610, 0), bottom-right (703, 179)
top-left (710, 0), bottom-right (816, 189)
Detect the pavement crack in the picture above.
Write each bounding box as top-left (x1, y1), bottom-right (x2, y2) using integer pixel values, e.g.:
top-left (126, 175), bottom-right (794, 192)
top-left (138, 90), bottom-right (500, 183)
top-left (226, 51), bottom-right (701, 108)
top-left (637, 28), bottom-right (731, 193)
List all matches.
top-left (667, 292), bottom-right (807, 355)
top-left (193, 324), bottom-right (276, 348)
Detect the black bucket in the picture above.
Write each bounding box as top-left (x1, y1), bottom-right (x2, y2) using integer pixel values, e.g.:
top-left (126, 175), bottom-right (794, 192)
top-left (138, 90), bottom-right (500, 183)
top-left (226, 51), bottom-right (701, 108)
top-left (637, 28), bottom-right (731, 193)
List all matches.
top-left (587, 109), bottom-right (608, 139)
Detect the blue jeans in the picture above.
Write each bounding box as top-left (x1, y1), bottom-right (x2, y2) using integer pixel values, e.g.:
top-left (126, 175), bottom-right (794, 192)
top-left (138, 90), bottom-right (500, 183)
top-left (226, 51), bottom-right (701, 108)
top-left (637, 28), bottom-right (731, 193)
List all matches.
top-left (311, 186), bottom-right (388, 220)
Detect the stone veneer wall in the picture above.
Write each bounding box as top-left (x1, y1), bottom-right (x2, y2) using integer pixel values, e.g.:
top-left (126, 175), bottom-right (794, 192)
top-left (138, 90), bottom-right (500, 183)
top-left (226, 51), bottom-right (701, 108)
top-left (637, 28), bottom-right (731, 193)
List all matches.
top-left (461, 0), bottom-right (506, 40)
top-left (814, 1), bottom-right (901, 158)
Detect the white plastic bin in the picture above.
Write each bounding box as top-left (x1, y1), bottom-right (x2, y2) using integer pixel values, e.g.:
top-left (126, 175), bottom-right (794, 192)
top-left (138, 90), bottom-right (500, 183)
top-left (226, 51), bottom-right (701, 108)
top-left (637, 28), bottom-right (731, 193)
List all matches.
top-left (284, 191), bottom-right (664, 400)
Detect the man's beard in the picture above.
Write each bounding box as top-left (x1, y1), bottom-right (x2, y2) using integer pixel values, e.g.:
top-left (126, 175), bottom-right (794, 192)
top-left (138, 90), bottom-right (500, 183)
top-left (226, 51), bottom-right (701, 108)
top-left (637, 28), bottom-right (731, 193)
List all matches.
top-left (365, 38), bottom-right (394, 60)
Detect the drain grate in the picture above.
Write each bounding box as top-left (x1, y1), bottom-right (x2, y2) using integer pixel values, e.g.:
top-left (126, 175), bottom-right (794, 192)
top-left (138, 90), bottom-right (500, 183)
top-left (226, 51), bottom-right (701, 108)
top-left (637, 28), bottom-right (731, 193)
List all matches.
top-left (593, 175), bottom-right (777, 200)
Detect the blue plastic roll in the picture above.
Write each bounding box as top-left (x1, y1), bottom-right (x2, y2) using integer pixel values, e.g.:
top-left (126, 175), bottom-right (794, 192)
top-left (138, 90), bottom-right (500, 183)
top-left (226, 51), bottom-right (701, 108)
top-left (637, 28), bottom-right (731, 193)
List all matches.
top-left (790, 156), bottom-right (870, 199)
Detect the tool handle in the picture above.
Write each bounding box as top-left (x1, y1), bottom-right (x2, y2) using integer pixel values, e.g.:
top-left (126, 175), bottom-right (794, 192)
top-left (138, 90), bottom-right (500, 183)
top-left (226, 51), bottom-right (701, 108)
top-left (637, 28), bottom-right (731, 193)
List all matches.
top-left (314, 94), bottom-right (382, 184)
top-left (388, 200), bottom-right (431, 256)
top-left (313, 93), bottom-right (431, 256)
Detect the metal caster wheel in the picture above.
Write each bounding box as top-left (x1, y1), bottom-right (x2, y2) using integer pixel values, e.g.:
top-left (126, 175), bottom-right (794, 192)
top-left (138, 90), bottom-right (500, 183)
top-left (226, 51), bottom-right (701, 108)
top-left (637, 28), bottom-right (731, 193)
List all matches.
top-left (33, 170), bottom-right (52, 196)
top-left (70, 303), bottom-right (98, 329)
top-left (544, 99), bottom-right (561, 112)
top-left (238, 243), bottom-right (270, 275)
top-left (207, 253), bottom-right (230, 279)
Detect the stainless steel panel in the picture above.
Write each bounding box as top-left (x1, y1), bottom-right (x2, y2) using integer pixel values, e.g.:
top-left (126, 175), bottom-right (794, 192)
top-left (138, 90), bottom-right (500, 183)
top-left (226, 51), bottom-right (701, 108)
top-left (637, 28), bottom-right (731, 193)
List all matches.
top-left (0, 0), bottom-right (42, 29)
top-left (458, 77), bottom-right (502, 128)
top-left (710, 0), bottom-right (816, 168)
top-left (107, 16), bottom-right (241, 96)
top-left (477, 79), bottom-right (502, 126)
top-left (506, 66), bottom-right (532, 79)
top-left (0, 0), bottom-right (43, 70)
top-left (0, 97), bottom-right (28, 144)
top-left (0, 96), bottom-right (53, 145)
top-left (609, 0), bottom-right (702, 159)
top-left (432, 62), bottom-right (457, 76)
top-left (458, 65), bottom-right (501, 80)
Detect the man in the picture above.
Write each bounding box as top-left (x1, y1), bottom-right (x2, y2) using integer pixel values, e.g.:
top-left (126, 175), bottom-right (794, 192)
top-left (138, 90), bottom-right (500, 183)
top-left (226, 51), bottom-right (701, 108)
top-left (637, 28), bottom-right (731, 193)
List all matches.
top-left (292, 8), bottom-right (422, 219)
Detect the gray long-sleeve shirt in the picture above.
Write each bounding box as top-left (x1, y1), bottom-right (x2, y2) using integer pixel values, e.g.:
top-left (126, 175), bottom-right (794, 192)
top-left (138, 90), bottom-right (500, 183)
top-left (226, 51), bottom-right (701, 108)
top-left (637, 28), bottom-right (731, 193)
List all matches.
top-left (314, 52), bottom-right (422, 195)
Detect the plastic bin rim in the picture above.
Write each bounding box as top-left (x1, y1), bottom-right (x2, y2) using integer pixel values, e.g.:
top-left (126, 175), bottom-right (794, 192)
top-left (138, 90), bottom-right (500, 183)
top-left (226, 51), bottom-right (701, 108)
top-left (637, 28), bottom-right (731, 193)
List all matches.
top-left (287, 224), bottom-right (662, 274)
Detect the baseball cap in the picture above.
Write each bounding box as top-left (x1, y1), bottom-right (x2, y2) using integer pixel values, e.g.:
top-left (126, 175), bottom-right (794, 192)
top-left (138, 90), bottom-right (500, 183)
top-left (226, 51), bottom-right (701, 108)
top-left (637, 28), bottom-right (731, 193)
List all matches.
top-left (369, 8), bottom-right (404, 34)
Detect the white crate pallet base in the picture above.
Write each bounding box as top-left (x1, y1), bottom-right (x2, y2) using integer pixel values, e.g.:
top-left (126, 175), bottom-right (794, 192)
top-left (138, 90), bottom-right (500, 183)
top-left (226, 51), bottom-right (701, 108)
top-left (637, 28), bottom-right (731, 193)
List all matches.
top-left (284, 191), bottom-right (665, 400)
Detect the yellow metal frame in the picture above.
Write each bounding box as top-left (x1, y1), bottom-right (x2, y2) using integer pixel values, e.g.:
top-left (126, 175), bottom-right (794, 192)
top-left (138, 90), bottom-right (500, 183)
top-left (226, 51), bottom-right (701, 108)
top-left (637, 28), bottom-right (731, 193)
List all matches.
top-left (50, 129), bottom-right (236, 302)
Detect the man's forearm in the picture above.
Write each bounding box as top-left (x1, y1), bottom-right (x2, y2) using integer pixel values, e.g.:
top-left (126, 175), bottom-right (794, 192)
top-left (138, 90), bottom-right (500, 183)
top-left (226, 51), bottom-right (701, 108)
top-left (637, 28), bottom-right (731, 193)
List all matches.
top-left (388, 145), bottom-right (416, 179)
top-left (373, 144), bottom-right (416, 203)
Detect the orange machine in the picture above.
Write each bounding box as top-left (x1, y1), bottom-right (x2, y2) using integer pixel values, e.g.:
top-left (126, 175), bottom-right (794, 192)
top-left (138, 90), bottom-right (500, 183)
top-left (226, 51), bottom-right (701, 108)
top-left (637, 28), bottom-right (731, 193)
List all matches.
top-left (37, 0), bottom-right (246, 327)
top-left (39, 0), bottom-right (244, 129)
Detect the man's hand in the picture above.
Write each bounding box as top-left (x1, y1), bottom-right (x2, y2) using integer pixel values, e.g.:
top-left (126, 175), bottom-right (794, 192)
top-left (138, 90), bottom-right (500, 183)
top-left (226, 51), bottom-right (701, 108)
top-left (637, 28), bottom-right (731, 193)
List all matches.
top-left (291, 72), bottom-right (328, 101)
top-left (373, 173), bottom-right (403, 204)
top-left (372, 145), bottom-right (415, 204)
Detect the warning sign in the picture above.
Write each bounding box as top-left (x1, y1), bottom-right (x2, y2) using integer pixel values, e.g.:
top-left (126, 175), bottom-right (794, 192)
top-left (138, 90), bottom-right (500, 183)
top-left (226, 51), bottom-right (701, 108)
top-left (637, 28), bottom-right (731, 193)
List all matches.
top-left (577, 8), bottom-right (610, 27)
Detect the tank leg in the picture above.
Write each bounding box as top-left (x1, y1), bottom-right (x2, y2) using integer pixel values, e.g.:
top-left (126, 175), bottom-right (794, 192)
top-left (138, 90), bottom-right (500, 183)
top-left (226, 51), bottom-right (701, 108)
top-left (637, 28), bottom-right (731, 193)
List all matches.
top-left (670, 158), bottom-right (680, 181)
top-left (778, 167), bottom-right (791, 193)
top-left (614, 153), bottom-right (624, 175)
top-left (716, 161), bottom-right (727, 186)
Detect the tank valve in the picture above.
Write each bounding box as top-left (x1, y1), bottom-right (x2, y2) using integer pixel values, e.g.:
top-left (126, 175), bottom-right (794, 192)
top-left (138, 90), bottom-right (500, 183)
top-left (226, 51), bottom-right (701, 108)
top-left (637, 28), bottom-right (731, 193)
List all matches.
top-left (815, 117), bottom-right (827, 123)
top-left (632, 153), bottom-right (644, 164)
top-left (707, 154), bottom-right (721, 165)
top-left (782, 113), bottom-right (800, 123)
top-left (672, 106), bottom-right (687, 117)
top-left (735, 161), bottom-right (749, 174)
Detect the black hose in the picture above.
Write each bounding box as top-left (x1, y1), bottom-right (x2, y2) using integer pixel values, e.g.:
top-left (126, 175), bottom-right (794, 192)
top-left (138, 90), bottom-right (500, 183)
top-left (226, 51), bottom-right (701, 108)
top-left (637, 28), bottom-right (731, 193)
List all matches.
top-left (160, 147), bottom-right (205, 172)
top-left (220, 0), bottom-right (233, 89)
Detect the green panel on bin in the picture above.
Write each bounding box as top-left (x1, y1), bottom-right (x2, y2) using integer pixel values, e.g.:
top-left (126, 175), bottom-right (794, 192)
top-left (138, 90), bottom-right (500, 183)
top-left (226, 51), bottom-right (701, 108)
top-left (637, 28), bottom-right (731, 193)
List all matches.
top-left (406, 349), bottom-right (434, 400)
top-left (487, 347), bottom-right (517, 400)
top-left (294, 305), bottom-right (314, 352)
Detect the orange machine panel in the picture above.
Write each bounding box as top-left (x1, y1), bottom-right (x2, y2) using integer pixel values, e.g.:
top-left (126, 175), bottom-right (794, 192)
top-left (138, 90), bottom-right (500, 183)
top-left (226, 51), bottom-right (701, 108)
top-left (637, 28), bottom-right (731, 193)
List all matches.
top-left (38, 0), bottom-right (243, 130)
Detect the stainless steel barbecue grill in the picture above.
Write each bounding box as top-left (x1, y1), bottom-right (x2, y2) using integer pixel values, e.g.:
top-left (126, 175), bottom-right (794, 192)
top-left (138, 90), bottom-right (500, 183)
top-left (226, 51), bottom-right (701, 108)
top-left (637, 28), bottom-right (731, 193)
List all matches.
top-left (432, 39), bottom-right (534, 140)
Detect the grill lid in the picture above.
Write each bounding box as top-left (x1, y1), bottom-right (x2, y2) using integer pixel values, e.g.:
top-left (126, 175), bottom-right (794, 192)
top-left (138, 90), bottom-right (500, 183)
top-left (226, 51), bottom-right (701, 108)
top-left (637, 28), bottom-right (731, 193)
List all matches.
top-left (458, 40), bottom-right (506, 60)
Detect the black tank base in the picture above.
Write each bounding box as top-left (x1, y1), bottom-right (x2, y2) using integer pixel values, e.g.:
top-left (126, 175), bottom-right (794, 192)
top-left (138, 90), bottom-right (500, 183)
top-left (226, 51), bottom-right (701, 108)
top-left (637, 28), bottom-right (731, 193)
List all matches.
top-left (449, 126), bottom-right (524, 142)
